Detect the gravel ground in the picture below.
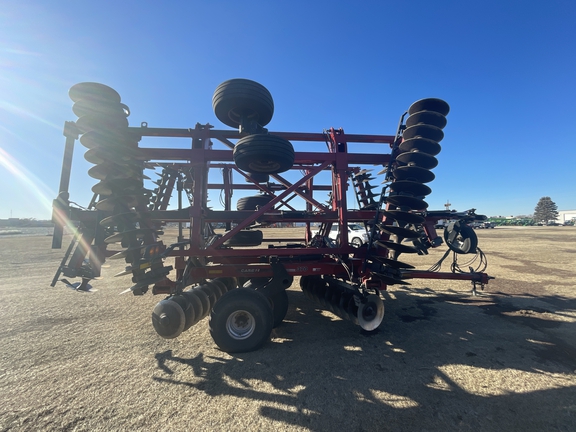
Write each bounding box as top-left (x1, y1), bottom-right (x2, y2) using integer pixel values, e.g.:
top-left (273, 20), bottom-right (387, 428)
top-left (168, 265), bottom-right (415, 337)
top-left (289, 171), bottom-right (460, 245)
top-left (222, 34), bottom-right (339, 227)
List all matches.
top-left (0, 227), bottom-right (575, 431)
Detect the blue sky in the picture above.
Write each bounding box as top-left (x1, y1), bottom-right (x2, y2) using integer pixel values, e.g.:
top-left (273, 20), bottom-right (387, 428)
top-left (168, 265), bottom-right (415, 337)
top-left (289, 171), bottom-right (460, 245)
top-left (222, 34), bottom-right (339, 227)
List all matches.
top-left (1, 0), bottom-right (575, 219)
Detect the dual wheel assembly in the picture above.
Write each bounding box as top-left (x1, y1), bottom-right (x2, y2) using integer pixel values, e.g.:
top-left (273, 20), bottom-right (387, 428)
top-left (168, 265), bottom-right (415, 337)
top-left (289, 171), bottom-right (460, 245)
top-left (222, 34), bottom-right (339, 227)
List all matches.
top-left (212, 78), bottom-right (295, 247)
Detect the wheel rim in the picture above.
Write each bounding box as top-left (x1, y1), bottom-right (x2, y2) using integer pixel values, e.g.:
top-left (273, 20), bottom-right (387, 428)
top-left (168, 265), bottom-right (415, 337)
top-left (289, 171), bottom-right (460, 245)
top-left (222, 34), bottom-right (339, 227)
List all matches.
top-left (226, 310), bottom-right (256, 340)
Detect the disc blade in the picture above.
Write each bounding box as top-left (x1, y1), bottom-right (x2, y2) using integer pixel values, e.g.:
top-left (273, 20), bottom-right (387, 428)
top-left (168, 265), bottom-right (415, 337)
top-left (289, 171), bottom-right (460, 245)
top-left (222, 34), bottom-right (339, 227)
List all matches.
top-left (399, 137), bottom-right (441, 156)
top-left (402, 124), bottom-right (444, 143)
top-left (408, 98), bottom-right (450, 116)
top-left (386, 195), bottom-right (429, 210)
top-left (392, 166), bottom-right (435, 183)
top-left (379, 225), bottom-right (421, 239)
top-left (381, 210), bottom-right (425, 225)
top-left (396, 152), bottom-right (438, 170)
top-left (389, 180), bottom-right (432, 197)
top-left (406, 110), bottom-right (447, 129)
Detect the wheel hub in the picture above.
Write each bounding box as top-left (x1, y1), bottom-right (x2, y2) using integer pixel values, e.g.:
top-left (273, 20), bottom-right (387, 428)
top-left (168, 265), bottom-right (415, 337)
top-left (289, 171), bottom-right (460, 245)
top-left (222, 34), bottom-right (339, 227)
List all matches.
top-left (226, 310), bottom-right (256, 340)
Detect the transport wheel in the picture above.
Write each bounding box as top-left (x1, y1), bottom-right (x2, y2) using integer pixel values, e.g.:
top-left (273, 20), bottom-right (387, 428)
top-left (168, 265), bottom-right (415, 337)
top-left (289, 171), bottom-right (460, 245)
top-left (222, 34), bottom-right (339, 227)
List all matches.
top-left (212, 79), bottom-right (274, 128)
top-left (269, 289), bottom-right (289, 328)
top-left (351, 237), bottom-right (363, 248)
top-left (223, 230), bottom-right (263, 247)
top-left (237, 194), bottom-right (274, 211)
top-left (233, 134), bottom-right (294, 174)
top-left (444, 221), bottom-right (478, 254)
top-left (209, 288), bottom-right (273, 353)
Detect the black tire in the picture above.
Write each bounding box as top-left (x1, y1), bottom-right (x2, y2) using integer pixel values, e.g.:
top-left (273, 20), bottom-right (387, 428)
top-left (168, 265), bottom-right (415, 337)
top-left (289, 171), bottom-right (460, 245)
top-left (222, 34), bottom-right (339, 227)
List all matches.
top-left (212, 79), bottom-right (274, 128)
top-left (237, 194), bottom-right (274, 211)
top-left (209, 288), bottom-right (273, 353)
top-left (269, 289), bottom-right (289, 328)
top-left (233, 134), bottom-right (294, 174)
top-left (223, 230), bottom-right (263, 247)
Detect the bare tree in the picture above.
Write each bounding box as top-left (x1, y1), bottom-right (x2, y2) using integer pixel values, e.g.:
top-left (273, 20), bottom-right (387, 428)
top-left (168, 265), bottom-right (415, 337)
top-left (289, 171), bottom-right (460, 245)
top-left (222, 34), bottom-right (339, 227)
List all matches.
top-left (533, 197), bottom-right (559, 224)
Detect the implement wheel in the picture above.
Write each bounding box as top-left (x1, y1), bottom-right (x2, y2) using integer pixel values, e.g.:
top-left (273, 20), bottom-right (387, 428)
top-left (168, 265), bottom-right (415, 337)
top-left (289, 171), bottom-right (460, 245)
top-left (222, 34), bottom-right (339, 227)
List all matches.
top-left (209, 288), bottom-right (273, 353)
top-left (233, 134), bottom-right (294, 174)
top-left (237, 194), bottom-right (274, 211)
top-left (212, 79), bottom-right (274, 128)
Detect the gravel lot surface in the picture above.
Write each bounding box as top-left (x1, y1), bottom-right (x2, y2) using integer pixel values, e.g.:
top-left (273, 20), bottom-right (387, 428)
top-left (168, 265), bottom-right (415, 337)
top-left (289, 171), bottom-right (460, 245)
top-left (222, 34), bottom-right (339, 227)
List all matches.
top-left (1, 227), bottom-right (575, 431)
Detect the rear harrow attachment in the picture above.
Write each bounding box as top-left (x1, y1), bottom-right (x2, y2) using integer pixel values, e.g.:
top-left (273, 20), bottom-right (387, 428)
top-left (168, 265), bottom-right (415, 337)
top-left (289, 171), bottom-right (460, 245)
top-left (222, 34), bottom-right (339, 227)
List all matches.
top-left (51, 78), bottom-right (493, 352)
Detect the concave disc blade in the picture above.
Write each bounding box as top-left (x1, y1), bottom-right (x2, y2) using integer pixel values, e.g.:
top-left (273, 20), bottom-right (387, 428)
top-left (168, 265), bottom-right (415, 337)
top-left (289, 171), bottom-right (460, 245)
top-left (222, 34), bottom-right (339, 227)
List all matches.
top-left (406, 110), bottom-right (447, 129)
top-left (408, 98), bottom-right (450, 116)
top-left (399, 137), bottom-right (441, 156)
top-left (69, 82), bottom-right (122, 104)
top-left (393, 166), bottom-right (435, 183)
top-left (379, 225), bottom-right (421, 239)
top-left (381, 210), bottom-right (425, 225)
top-left (389, 180), bottom-right (432, 197)
top-left (402, 124), bottom-right (444, 142)
top-left (396, 152), bottom-right (438, 170)
top-left (386, 195), bottom-right (429, 210)
top-left (104, 228), bottom-right (156, 244)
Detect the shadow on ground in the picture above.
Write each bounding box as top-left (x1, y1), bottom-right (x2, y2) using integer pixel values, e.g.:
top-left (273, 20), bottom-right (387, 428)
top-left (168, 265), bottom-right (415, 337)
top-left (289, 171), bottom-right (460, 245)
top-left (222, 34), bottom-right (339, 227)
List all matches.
top-left (152, 288), bottom-right (576, 431)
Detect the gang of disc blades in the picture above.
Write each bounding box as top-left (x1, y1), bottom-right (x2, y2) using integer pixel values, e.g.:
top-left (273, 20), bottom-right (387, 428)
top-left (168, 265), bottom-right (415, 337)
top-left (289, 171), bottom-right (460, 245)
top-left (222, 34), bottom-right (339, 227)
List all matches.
top-left (386, 195), bottom-right (429, 210)
top-left (389, 180), bottom-right (432, 197)
top-left (393, 166), bottom-right (435, 183)
top-left (376, 240), bottom-right (419, 254)
top-left (408, 98), bottom-right (450, 116)
top-left (402, 124), bottom-right (444, 142)
top-left (379, 225), bottom-right (421, 239)
top-left (399, 137), bottom-right (441, 156)
top-left (405, 110), bottom-right (447, 129)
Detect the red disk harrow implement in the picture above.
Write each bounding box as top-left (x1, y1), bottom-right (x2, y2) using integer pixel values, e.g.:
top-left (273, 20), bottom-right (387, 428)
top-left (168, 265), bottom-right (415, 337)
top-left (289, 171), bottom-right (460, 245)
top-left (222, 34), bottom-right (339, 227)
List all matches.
top-left (51, 79), bottom-right (492, 352)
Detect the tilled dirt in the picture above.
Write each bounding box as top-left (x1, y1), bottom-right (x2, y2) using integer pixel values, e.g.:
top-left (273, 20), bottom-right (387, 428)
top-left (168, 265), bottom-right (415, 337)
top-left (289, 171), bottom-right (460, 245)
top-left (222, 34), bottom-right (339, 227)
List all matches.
top-left (1, 227), bottom-right (575, 431)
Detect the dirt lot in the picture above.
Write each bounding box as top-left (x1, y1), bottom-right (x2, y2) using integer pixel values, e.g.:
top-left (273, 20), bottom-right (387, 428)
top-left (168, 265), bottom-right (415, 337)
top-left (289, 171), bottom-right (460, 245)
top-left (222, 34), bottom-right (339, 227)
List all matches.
top-left (1, 227), bottom-right (575, 431)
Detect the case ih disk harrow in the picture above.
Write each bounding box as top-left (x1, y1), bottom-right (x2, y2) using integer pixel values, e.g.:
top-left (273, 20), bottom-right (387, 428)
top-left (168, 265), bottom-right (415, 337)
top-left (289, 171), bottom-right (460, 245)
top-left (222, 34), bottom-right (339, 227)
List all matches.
top-left (51, 79), bottom-right (492, 352)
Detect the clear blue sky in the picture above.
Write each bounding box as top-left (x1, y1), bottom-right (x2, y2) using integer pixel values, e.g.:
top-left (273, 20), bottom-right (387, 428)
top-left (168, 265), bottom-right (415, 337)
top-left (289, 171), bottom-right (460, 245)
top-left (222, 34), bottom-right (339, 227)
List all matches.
top-left (1, 0), bottom-right (575, 220)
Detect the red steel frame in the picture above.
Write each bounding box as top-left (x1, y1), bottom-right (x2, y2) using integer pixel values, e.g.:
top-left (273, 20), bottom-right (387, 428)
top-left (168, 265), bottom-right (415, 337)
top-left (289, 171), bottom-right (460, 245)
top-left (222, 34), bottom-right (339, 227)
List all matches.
top-left (53, 122), bottom-right (492, 292)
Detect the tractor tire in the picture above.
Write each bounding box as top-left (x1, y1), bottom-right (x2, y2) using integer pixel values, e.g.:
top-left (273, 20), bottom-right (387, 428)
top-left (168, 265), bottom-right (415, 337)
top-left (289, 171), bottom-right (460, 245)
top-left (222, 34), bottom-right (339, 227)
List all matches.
top-left (223, 230), bottom-right (263, 247)
top-left (233, 134), bottom-right (294, 174)
top-left (212, 79), bottom-right (274, 128)
top-left (209, 288), bottom-right (273, 353)
top-left (237, 194), bottom-right (274, 211)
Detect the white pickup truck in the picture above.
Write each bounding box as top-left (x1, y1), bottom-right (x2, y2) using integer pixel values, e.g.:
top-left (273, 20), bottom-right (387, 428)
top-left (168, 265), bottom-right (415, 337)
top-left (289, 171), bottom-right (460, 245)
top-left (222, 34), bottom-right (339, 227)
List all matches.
top-left (312, 223), bottom-right (369, 247)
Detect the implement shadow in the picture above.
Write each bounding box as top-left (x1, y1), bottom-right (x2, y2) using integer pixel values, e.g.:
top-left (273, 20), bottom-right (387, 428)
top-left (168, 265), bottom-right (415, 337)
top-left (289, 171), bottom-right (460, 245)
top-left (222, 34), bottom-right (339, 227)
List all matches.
top-left (153, 287), bottom-right (576, 431)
